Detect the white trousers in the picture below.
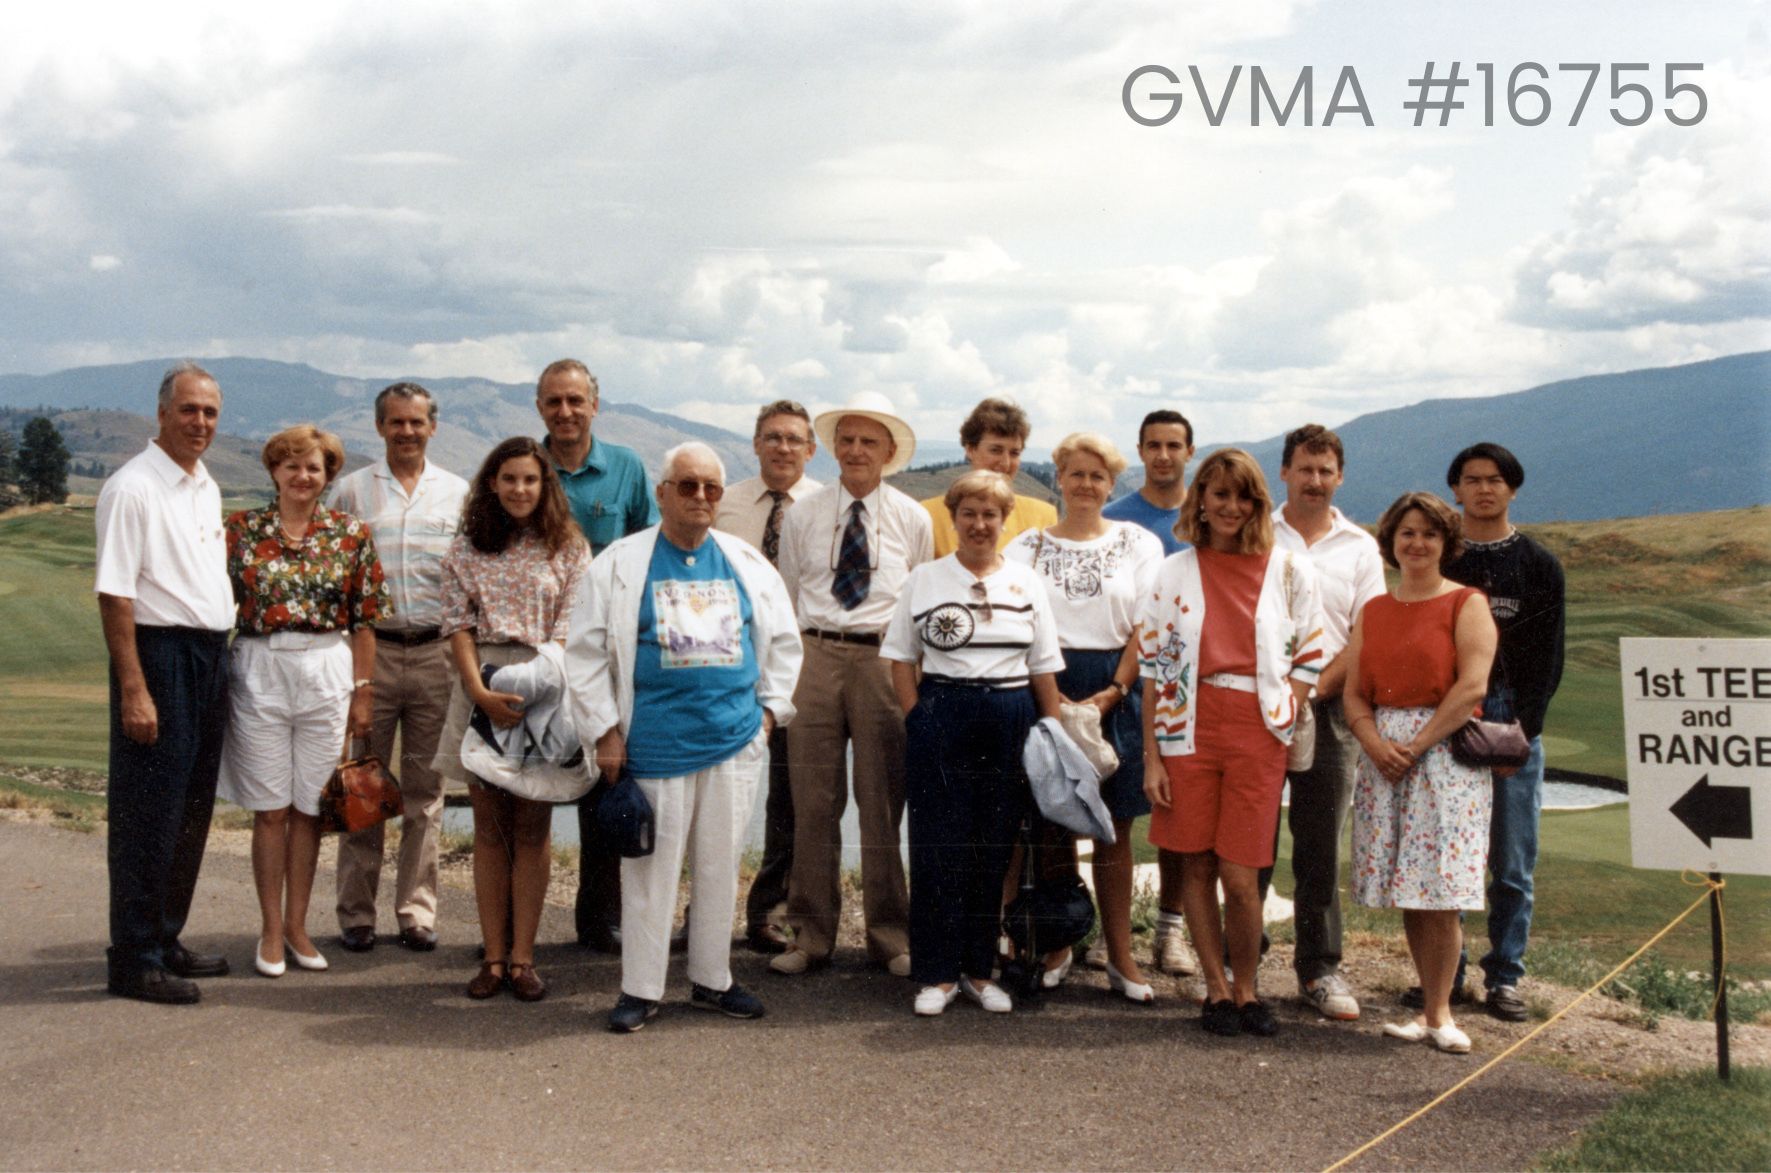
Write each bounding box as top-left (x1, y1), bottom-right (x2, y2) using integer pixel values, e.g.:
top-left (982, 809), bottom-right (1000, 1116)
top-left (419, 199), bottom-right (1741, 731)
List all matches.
top-left (217, 632), bottom-right (351, 816)
top-left (620, 733), bottom-right (765, 1002)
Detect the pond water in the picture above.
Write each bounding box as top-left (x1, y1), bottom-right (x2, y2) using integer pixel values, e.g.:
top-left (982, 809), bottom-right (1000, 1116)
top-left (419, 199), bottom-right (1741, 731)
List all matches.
top-left (442, 773), bottom-right (1628, 853)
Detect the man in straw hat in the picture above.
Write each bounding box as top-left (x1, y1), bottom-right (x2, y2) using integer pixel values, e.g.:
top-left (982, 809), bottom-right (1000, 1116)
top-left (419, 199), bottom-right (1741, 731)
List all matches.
top-left (770, 392), bottom-right (933, 977)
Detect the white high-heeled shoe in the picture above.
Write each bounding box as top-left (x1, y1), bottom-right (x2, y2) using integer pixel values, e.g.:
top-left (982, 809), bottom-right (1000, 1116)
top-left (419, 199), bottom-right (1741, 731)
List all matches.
top-left (254, 939), bottom-right (286, 979)
top-left (285, 938), bottom-right (329, 972)
top-left (1104, 958), bottom-right (1155, 1004)
top-left (1041, 949), bottom-right (1075, 990)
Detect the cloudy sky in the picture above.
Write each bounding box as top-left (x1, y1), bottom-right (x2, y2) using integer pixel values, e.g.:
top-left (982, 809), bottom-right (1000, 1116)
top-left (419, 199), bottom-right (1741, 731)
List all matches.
top-left (2, 0), bottom-right (1765, 448)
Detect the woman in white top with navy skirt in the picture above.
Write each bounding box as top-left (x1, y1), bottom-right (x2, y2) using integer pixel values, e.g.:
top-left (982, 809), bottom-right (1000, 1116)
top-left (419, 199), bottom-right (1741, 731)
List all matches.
top-left (1005, 432), bottom-right (1164, 1002)
top-left (884, 470), bottom-right (1064, 1016)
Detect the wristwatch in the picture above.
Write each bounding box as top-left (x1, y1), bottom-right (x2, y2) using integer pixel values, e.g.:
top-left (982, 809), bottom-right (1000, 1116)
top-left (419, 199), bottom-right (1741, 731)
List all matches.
top-left (353, 679), bottom-right (374, 691)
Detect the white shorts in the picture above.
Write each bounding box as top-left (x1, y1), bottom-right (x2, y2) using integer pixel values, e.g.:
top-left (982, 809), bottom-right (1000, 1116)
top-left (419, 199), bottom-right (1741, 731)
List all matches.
top-left (217, 631), bottom-right (352, 816)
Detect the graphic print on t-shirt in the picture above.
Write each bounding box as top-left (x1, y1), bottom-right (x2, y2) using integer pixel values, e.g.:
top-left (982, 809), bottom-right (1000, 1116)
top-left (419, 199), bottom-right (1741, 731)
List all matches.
top-left (922, 603), bottom-right (976, 650)
top-left (652, 579), bottom-right (743, 667)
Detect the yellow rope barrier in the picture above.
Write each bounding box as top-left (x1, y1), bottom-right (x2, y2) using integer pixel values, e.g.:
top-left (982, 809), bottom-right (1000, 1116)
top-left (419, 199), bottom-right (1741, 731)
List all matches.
top-left (1321, 875), bottom-right (1727, 1173)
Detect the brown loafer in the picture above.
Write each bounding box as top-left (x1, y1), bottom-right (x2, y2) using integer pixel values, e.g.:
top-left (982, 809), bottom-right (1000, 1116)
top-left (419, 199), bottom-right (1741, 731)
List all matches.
top-left (508, 962), bottom-right (547, 1003)
top-left (466, 960), bottom-right (506, 1000)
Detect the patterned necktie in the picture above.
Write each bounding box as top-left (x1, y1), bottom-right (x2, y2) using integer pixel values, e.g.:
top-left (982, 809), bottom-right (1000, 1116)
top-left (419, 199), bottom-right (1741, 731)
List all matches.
top-left (761, 490), bottom-right (788, 566)
top-left (832, 499), bottom-right (870, 610)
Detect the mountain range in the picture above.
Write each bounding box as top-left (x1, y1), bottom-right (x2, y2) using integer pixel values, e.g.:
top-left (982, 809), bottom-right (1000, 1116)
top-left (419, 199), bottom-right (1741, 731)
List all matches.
top-left (1, 352), bottom-right (1765, 523)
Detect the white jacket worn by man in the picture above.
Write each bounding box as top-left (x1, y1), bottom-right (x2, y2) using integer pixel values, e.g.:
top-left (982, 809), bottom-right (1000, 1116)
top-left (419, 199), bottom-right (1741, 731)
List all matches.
top-left (564, 526), bottom-right (802, 744)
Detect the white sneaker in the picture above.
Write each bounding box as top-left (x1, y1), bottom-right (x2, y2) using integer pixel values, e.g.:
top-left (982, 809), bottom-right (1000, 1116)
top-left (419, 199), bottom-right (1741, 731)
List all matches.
top-left (1153, 920), bottom-right (1198, 975)
top-left (914, 984), bottom-right (959, 1016)
top-left (1426, 1021), bottom-right (1471, 1054)
top-left (960, 975), bottom-right (1013, 1013)
top-left (1301, 973), bottom-right (1360, 1021)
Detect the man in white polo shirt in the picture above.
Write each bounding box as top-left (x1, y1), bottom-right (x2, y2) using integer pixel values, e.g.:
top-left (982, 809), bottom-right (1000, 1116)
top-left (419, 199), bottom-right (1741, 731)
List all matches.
top-left (331, 382), bottom-right (470, 954)
top-left (94, 362), bottom-right (236, 1005)
top-left (770, 391), bottom-right (932, 976)
top-left (1269, 424), bottom-right (1385, 1021)
top-left (712, 398), bottom-right (821, 953)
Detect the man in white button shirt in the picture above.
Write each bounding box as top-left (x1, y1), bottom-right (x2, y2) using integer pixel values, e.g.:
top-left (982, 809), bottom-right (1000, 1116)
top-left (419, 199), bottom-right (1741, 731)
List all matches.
top-left (330, 383), bottom-right (470, 954)
top-left (1269, 424), bottom-right (1385, 1021)
top-left (94, 362), bottom-right (236, 1005)
top-left (712, 399), bottom-right (821, 953)
top-left (770, 391), bottom-right (932, 976)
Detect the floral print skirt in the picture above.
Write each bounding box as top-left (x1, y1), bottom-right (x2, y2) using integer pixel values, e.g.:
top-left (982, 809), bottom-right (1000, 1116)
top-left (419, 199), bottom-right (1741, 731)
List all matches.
top-left (1351, 706), bottom-right (1492, 911)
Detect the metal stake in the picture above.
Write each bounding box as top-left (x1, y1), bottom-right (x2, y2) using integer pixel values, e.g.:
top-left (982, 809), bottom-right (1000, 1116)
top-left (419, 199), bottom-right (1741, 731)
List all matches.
top-left (1710, 870), bottom-right (1729, 1081)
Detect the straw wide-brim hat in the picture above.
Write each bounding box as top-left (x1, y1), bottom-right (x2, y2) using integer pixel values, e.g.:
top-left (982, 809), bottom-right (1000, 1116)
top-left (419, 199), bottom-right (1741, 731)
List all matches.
top-left (813, 391), bottom-right (917, 477)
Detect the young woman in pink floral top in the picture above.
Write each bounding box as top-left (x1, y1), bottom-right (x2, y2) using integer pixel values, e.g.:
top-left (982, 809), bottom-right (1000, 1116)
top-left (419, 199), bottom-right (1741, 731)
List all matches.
top-left (433, 437), bottom-right (590, 1002)
top-left (217, 425), bottom-right (391, 980)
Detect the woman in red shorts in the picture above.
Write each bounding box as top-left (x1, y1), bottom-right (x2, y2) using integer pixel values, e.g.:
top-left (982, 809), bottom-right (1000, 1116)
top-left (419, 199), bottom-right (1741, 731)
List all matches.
top-left (1136, 449), bottom-right (1323, 1037)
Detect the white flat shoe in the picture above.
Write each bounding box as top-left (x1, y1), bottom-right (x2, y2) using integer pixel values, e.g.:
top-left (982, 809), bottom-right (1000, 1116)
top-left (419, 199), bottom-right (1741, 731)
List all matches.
top-left (1041, 949), bottom-right (1074, 990)
top-left (961, 976), bottom-right (1013, 1013)
top-left (1426, 1022), bottom-right (1471, 1054)
top-left (1105, 959), bottom-right (1155, 1004)
top-left (1382, 1020), bottom-right (1428, 1043)
top-left (285, 939), bottom-right (329, 972)
top-left (914, 984), bottom-right (960, 1016)
top-left (254, 939), bottom-right (286, 979)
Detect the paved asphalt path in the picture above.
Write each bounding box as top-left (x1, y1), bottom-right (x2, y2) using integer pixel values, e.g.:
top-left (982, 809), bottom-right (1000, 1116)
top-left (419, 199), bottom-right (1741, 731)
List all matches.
top-left (1, 821), bottom-right (1619, 1171)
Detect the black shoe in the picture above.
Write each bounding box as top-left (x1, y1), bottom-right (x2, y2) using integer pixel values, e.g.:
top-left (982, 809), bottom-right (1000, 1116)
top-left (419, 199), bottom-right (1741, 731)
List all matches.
top-left (580, 925), bottom-right (622, 955)
top-left (690, 981), bottom-right (765, 1019)
top-left (1402, 983), bottom-right (1473, 1010)
top-left (1485, 984), bottom-right (1528, 1022)
top-left (608, 993), bottom-right (660, 1033)
top-left (1238, 999), bottom-right (1280, 1037)
top-left (397, 926), bottom-right (438, 952)
top-left (109, 968), bottom-right (201, 1006)
top-left (1200, 998), bottom-right (1240, 1037)
top-left (745, 924), bottom-right (790, 955)
top-left (339, 926), bottom-right (377, 953)
top-left (163, 944), bottom-right (229, 979)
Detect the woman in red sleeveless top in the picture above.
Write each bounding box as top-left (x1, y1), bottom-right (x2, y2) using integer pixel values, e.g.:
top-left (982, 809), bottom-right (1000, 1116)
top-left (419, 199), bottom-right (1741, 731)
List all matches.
top-left (1342, 492), bottom-right (1497, 1054)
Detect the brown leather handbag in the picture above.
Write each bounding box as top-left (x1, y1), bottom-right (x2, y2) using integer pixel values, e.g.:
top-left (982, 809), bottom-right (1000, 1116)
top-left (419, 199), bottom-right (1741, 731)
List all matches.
top-left (1449, 716), bottom-right (1530, 777)
top-left (317, 739), bottom-right (402, 834)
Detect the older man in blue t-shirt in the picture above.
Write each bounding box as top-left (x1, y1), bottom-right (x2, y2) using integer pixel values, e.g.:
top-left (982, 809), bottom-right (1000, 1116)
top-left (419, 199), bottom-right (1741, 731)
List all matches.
top-left (565, 441), bottom-right (803, 1033)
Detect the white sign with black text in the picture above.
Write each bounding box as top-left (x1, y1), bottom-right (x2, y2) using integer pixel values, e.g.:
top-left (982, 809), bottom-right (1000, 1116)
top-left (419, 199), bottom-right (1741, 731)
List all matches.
top-left (1621, 637), bottom-right (1769, 875)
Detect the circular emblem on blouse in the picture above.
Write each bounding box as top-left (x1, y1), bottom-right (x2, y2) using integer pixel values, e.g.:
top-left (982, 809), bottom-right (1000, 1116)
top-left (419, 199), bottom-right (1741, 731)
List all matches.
top-left (922, 603), bottom-right (975, 650)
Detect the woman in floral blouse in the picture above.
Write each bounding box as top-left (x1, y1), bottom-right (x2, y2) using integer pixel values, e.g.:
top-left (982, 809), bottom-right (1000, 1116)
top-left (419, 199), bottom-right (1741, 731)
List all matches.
top-left (433, 437), bottom-right (590, 1002)
top-left (218, 425), bottom-right (390, 979)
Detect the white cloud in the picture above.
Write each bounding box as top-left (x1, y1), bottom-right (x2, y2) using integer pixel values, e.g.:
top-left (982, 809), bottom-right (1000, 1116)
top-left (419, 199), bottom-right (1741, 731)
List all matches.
top-left (88, 253), bottom-right (121, 271)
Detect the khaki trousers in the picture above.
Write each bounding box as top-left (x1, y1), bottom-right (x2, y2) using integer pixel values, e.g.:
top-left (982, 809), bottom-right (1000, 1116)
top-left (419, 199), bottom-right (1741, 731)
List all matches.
top-left (784, 637), bottom-right (909, 962)
top-left (335, 639), bottom-right (452, 932)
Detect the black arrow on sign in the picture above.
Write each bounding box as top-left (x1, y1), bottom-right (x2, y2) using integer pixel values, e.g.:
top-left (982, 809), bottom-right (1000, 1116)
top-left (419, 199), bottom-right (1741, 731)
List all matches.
top-left (1668, 774), bottom-right (1753, 848)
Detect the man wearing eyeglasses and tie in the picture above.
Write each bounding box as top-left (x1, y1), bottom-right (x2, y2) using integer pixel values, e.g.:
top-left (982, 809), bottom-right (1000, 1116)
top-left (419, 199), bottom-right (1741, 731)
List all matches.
top-left (770, 391), bottom-right (933, 977)
top-left (712, 401), bottom-right (822, 953)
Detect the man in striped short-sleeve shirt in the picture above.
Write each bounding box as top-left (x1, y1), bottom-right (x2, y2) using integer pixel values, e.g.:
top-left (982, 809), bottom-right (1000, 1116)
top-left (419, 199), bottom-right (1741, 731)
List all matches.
top-left (329, 382), bottom-right (470, 953)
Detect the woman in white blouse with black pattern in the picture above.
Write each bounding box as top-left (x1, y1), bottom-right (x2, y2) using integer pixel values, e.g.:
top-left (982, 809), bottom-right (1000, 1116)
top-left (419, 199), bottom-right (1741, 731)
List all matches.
top-left (1006, 432), bottom-right (1164, 1002)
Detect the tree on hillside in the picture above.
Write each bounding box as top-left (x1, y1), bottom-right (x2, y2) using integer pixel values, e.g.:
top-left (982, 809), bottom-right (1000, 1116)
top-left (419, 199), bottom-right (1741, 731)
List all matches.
top-left (0, 428), bottom-right (17, 508)
top-left (18, 417), bottom-right (71, 505)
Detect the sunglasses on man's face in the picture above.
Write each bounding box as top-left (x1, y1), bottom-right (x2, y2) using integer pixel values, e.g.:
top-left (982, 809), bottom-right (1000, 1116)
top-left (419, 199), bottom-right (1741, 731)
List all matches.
top-left (662, 479), bottom-right (725, 502)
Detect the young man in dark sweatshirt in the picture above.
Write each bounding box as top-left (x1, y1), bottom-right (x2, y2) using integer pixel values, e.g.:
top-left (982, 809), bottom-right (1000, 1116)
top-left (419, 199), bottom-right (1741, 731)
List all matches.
top-left (1444, 442), bottom-right (1565, 1022)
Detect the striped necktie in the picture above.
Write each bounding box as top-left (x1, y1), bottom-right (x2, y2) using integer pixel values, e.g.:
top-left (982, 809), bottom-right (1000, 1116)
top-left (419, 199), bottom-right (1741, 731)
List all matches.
top-left (832, 499), bottom-right (870, 610)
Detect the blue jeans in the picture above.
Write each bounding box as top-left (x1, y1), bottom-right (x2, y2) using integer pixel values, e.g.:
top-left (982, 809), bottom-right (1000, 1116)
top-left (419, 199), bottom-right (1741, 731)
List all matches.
top-left (1450, 690), bottom-right (1544, 992)
top-left (1480, 731), bottom-right (1543, 989)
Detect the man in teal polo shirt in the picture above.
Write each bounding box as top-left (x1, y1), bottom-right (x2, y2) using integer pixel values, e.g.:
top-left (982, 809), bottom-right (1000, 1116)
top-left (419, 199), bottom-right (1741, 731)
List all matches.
top-left (535, 358), bottom-right (659, 952)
